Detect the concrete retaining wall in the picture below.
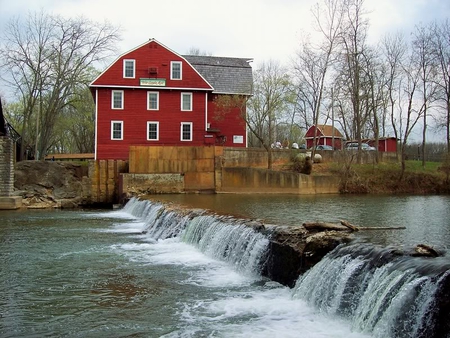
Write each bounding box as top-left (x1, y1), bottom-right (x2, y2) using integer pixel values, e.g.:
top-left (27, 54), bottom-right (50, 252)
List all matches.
top-left (220, 167), bottom-right (340, 194)
top-left (88, 146), bottom-right (399, 202)
top-left (121, 173), bottom-right (184, 195)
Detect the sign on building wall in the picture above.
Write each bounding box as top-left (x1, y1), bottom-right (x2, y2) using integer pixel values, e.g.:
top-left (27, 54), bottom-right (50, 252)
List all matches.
top-left (140, 78), bottom-right (166, 87)
top-left (233, 135), bottom-right (244, 144)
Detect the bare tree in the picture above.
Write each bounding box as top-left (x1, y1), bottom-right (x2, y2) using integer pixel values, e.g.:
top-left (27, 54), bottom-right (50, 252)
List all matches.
top-left (213, 61), bottom-right (292, 169)
top-left (186, 47), bottom-right (213, 56)
top-left (431, 19), bottom-right (450, 153)
top-left (0, 11), bottom-right (120, 159)
top-left (412, 23), bottom-right (439, 167)
top-left (49, 84), bottom-right (96, 154)
top-left (336, 0), bottom-right (371, 163)
top-left (292, 0), bottom-right (344, 155)
top-left (380, 32), bottom-right (407, 160)
top-left (0, 13), bottom-right (53, 159)
top-left (360, 46), bottom-right (385, 163)
top-left (398, 50), bottom-right (428, 179)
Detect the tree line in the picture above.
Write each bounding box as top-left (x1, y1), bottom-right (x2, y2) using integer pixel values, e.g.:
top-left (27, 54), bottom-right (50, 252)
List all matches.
top-left (0, 11), bottom-right (120, 160)
top-left (243, 0), bottom-right (449, 172)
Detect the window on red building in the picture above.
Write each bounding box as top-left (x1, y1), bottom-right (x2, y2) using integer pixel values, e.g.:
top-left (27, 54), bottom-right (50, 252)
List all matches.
top-left (111, 121), bottom-right (123, 140)
top-left (181, 93), bottom-right (192, 111)
top-left (123, 59), bottom-right (135, 78)
top-left (112, 90), bottom-right (124, 109)
top-left (171, 61), bottom-right (182, 80)
top-left (147, 122), bottom-right (159, 141)
top-left (181, 122), bottom-right (192, 141)
top-left (147, 92), bottom-right (159, 110)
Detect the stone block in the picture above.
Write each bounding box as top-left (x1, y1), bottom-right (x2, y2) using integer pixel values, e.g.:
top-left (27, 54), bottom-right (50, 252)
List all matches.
top-left (0, 196), bottom-right (22, 210)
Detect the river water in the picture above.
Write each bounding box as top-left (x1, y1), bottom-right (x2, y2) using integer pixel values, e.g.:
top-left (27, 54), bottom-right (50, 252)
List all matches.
top-left (1, 194), bottom-right (449, 337)
top-left (149, 193), bottom-right (450, 249)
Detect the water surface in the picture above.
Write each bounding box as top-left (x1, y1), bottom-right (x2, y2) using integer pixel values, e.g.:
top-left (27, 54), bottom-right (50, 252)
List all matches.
top-left (149, 194), bottom-right (450, 249)
top-left (0, 207), bottom-right (369, 337)
top-left (1, 194), bottom-right (449, 337)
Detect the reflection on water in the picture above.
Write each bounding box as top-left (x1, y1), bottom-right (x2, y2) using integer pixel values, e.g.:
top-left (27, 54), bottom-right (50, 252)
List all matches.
top-left (148, 194), bottom-right (450, 250)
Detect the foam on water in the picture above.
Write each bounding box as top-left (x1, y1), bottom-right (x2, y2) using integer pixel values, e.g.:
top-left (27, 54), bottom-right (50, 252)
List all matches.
top-left (109, 199), bottom-right (372, 338)
top-left (110, 223), bottom-right (369, 337)
top-left (109, 198), bottom-right (450, 338)
top-left (115, 239), bottom-right (256, 288)
top-left (172, 287), bottom-right (370, 338)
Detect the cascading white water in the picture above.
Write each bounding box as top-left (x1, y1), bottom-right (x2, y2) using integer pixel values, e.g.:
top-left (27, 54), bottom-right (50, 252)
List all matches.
top-left (121, 198), bottom-right (450, 338)
top-left (122, 197), bottom-right (269, 276)
top-left (292, 243), bottom-right (450, 338)
top-left (182, 215), bottom-right (269, 275)
top-left (122, 197), bottom-right (197, 239)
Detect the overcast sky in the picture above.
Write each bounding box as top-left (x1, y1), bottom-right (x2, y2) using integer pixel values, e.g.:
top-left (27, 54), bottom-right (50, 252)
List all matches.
top-left (1, 0), bottom-right (449, 67)
top-left (1, 0), bottom-right (449, 141)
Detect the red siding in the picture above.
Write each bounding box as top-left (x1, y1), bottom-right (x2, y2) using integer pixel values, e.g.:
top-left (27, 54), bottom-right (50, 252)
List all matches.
top-left (206, 94), bottom-right (247, 147)
top-left (305, 126), bottom-right (324, 139)
top-left (96, 88), bottom-right (210, 160)
top-left (92, 40), bottom-right (247, 160)
top-left (92, 41), bottom-right (211, 90)
top-left (375, 138), bottom-right (397, 152)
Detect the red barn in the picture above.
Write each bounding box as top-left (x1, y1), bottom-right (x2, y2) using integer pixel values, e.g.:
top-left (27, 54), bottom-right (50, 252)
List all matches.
top-left (305, 125), bottom-right (343, 150)
top-left (90, 39), bottom-right (253, 160)
top-left (366, 137), bottom-right (398, 152)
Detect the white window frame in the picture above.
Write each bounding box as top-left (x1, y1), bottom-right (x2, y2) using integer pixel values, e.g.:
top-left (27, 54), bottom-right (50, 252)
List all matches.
top-left (147, 91), bottom-right (159, 110)
top-left (147, 121), bottom-right (159, 141)
top-left (123, 59), bottom-right (135, 78)
top-left (181, 92), bottom-right (192, 111)
top-left (180, 122), bottom-right (193, 141)
top-left (170, 61), bottom-right (182, 80)
top-left (111, 90), bottom-right (124, 109)
top-left (111, 121), bottom-right (123, 140)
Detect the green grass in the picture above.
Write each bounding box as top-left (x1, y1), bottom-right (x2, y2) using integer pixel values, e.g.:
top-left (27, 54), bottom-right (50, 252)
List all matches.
top-left (405, 160), bottom-right (442, 172)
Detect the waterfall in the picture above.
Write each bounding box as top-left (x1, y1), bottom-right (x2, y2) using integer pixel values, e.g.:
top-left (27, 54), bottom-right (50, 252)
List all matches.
top-left (122, 197), bottom-right (269, 275)
top-left (122, 197), bottom-right (196, 239)
top-left (182, 214), bottom-right (269, 275)
top-left (121, 198), bottom-right (450, 338)
top-left (292, 243), bottom-right (450, 338)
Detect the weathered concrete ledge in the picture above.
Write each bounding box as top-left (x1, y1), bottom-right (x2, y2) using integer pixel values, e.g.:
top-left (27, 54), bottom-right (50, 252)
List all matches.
top-left (220, 167), bottom-right (340, 194)
top-left (121, 173), bottom-right (184, 195)
top-left (0, 196), bottom-right (22, 209)
top-left (120, 168), bottom-right (340, 196)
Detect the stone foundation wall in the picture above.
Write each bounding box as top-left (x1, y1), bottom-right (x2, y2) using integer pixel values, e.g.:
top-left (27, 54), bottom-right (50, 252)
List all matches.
top-left (0, 136), bottom-right (14, 196)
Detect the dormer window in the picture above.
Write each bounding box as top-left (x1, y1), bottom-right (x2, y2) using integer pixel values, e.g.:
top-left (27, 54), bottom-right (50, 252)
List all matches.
top-left (123, 59), bottom-right (135, 78)
top-left (171, 61), bottom-right (182, 80)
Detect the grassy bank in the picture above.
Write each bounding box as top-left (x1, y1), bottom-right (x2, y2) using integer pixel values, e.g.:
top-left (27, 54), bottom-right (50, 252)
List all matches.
top-left (325, 160), bottom-right (450, 194)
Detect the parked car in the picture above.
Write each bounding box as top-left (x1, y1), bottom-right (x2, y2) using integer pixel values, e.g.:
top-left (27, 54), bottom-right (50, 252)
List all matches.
top-left (313, 144), bottom-right (334, 151)
top-left (345, 142), bottom-right (376, 151)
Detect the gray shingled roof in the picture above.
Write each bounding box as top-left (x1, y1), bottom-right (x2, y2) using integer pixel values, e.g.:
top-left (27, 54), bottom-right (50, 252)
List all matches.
top-left (183, 55), bottom-right (253, 95)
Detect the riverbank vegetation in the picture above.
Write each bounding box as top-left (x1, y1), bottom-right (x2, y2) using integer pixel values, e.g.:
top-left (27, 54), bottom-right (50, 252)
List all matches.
top-left (320, 159), bottom-right (450, 194)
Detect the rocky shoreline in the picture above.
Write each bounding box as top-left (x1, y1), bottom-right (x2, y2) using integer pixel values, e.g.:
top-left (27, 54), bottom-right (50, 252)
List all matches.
top-left (13, 160), bottom-right (89, 209)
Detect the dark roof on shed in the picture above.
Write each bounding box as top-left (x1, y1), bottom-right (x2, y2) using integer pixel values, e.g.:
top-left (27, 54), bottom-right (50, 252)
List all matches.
top-left (183, 55), bottom-right (253, 95)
